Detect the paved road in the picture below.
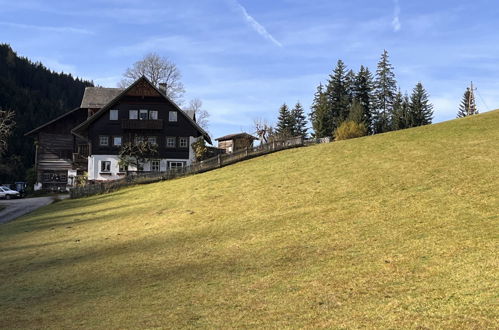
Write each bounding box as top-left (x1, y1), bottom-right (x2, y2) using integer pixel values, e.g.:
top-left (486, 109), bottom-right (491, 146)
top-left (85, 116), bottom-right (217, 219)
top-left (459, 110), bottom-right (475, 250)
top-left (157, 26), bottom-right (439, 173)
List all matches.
top-left (0, 195), bottom-right (69, 224)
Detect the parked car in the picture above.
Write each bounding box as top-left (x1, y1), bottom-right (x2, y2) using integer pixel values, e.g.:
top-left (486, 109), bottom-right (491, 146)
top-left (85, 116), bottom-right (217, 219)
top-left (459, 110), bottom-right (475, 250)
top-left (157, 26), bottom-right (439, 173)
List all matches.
top-left (0, 187), bottom-right (20, 199)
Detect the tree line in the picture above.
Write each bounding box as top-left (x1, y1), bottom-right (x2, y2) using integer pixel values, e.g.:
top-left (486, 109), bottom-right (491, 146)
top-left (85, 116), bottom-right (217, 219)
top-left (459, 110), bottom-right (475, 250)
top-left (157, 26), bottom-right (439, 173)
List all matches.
top-left (268, 50), bottom-right (434, 141)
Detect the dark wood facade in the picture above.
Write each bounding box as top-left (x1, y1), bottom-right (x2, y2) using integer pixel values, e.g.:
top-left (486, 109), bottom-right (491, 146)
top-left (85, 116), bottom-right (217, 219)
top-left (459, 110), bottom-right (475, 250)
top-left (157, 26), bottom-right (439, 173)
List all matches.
top-left (25, 107), bottom-right (88, 190)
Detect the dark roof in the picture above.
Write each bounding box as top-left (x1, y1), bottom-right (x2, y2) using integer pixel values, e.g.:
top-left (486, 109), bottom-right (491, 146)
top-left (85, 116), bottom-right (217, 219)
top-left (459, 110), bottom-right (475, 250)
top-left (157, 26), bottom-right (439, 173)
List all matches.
top-left (80, 87), bottom-right (124, 109)
top-left (72, 76), bottom-right (212, 144)
top-left (216, 132), bottom-right (258, 141)
top-left (24, 107), bottom-right (83, 136)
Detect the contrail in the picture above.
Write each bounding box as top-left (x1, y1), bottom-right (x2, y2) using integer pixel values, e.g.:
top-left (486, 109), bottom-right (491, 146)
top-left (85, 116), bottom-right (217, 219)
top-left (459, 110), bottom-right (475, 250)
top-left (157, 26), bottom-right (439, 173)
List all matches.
top-left (229, 0), bottom-right (283, 47)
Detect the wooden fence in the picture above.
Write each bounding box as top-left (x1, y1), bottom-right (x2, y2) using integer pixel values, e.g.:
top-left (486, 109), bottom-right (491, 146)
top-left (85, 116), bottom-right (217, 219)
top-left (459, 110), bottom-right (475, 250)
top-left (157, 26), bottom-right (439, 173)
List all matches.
top-left (70, 136), bottom-right (332, 199)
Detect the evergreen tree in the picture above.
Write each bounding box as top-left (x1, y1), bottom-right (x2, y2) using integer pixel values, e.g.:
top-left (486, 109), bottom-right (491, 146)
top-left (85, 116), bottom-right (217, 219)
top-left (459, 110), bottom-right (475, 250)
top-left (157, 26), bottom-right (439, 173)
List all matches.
top-left (408, 82), bottom-right (433, 126)
top-left (348, 98), bottom-right (364, 124)
top-left (291, 102), bottom-right (308, 138)
top-left (373, 50), bottom-right (397, 134)
top-left (326, 59), bottom-right (350, 133)
top-left (276, 103), bottom-right (293, 137)
top-left (457, 87), bottom-right (478, 118)
top-left (391, 90), bottom-right (407, 130)
top-left (354, 65), bottom-right (374, 134)
top-left (345, 69), bottom-right (356, 105)
top-left (309, 83), bottom-right (331, 138)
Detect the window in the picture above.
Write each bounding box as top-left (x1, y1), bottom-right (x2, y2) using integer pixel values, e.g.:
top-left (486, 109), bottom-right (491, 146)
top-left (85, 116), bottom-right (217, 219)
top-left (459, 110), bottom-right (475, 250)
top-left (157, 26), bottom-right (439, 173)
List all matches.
top-left (60, 174), bottom-right (67, 182)
top-left (113, 136), bottom-right (122, 147)
top-left (169, 111), bottom-right (177, 122)
top-left (179, 137), bottom-right (188, 148)
top-left (168, 161), bottom-right (185, 169)
top-left (166, 137), bottom-right (176, 148)
top-left (129, 110), bottom-right (138, 120)
top-left (151, 160), bottom-right (160, 172)
top-left (99, 136), bottom-right (109, 146)
top-left (43, 173), bottom-right (51, 182)
top-left (149, 110), bottom-right (158, 120)
top-left (109, 109), bottom-right (118, 120)
top-left (119, 164), bottom-right (127, 173)
top-left (139, 109), bottom-right (148, 120)
top-left (148, 136), bottom-right (157, 146)
top-left (100, 161), bottom-right (111, 172)
top-left (134, 136), bottom-right (145, 145)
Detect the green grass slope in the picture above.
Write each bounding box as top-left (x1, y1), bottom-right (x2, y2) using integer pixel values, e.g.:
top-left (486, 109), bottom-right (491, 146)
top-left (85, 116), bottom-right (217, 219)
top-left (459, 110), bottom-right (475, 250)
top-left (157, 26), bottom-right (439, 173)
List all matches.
top-left (1, 111), bottom-right (498, 329)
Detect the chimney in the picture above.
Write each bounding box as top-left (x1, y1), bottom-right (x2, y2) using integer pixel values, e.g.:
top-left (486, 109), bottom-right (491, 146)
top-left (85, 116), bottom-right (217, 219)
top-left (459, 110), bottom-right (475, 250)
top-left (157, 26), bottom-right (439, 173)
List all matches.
top-left (158, 83), bottom-right (167, 95)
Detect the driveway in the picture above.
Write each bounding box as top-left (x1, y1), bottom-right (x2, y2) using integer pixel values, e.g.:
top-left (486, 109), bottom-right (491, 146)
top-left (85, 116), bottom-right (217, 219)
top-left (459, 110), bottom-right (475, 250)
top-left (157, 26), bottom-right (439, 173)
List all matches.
top-left (0, 195), bottom-right (68, 224)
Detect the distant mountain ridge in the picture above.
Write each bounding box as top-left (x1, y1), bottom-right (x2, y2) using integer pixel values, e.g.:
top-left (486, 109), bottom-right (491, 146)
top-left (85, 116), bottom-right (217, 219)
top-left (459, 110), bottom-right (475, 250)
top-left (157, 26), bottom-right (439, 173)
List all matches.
top-left (0, 44), bottom-right (93, 181)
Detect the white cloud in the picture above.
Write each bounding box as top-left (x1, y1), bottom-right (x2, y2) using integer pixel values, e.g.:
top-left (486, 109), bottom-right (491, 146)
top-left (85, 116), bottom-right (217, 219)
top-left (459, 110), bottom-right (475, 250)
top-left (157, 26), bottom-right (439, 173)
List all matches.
top-left (392, 0), bottom-right (401, 32)
top-left (229, 0), bottom-right (283, 47)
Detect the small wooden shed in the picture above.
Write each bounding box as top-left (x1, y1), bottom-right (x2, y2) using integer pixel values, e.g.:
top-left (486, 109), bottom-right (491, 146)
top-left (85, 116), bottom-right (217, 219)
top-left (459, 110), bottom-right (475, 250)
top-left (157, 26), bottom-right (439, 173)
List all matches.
top-left (215, 133), bottom-right (258, 153)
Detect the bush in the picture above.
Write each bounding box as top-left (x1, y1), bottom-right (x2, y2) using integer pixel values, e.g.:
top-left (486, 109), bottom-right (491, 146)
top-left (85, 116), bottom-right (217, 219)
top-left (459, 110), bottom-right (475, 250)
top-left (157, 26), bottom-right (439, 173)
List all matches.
top-left (334, 121), bottom-right (367, 141)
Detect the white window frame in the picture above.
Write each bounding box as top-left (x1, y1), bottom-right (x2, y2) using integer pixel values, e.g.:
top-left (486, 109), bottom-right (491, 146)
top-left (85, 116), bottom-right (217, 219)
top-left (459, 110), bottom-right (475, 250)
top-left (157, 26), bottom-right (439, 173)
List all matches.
top-left (179, 137), bottom-right (188, 148)
top-left (148, 136), bottom-right (157, 146)
top-left (129, 110), bottom-right (138, 120)
top-left (134, 136), bottom-right (145, 145)
top-left (166, 137), bottom-right (176, 148)
top-left (99, 136), bottom-right (109, 146)
top-left (168, 111), bottom-right (177, 122)
top-left (100, 161), bottom-right (111, 172)
top-left (113, 136), bottom-right (122, 147)
top-left (151, 159), bottom-right (160, 172)
top-left (149, 110), bottom-right (158, 120)
top-left (168, 161), bottom-right (185, 169)
top-left (109, 109), bottom-right (119, 120)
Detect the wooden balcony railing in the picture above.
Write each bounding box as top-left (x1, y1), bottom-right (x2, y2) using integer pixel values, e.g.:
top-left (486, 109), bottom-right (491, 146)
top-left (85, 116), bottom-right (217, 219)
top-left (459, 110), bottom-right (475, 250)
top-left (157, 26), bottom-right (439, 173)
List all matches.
top-left (121, 119), bottom-right (163, 130)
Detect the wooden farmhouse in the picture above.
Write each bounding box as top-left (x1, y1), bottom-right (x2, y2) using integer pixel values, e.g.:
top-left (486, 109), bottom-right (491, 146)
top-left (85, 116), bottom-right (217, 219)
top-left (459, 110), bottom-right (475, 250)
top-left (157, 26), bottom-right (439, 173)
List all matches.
top-left (215, 133), bottom-right (258, 153)
top-left (25, 76), bottom-right (210, 191)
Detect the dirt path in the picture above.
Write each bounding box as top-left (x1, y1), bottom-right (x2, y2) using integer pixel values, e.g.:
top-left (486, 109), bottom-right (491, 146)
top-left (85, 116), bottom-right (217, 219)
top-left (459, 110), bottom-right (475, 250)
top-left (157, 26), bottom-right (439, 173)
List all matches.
top-left (0, 195), bottom-right (68, 224)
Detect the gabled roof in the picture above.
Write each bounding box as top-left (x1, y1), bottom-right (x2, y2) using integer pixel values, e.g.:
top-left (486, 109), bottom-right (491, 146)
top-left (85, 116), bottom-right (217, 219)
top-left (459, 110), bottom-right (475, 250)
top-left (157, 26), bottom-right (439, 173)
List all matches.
top-left (24, 107), bottom-right (83, 136)
top-left (216, 132), bottom-right (258, 141)
top-left (72, 76), bottom-right (212, 144)
top-left (80, 87), bottom-right (124, 109)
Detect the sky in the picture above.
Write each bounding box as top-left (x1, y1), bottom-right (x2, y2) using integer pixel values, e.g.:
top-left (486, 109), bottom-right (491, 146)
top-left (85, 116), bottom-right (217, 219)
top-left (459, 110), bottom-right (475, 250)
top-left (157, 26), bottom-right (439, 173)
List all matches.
top-left (1, 0), bottom-right (499, 140)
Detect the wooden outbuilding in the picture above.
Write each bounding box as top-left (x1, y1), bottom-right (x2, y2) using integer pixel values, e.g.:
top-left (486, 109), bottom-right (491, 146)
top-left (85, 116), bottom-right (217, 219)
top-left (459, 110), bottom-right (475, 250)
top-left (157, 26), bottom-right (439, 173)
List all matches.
top-left (215, 133), bottom-right (258, 153)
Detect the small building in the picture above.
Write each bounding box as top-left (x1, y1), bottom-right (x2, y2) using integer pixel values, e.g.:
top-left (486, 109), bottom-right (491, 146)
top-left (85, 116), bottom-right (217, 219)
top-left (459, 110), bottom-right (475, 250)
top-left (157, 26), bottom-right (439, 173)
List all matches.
top-left (215, 133), bottom-right (258, 153)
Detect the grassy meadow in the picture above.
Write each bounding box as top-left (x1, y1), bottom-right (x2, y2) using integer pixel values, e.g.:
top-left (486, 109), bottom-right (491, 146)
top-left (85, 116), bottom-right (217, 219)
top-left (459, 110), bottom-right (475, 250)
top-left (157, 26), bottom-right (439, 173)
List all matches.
top-left (1, 111), bottom-right (498, 328)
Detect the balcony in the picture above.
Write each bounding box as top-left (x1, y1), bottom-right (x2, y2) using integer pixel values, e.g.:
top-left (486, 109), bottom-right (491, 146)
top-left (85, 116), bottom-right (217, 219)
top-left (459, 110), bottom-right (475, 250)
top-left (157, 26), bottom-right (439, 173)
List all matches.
top-left (121, 119), bottom-right (163, 130)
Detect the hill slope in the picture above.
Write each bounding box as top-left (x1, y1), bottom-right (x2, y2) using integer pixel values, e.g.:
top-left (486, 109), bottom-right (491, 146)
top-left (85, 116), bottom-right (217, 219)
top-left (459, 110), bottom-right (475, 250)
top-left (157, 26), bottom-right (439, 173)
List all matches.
top-left (1, 111), bottom-right (498, 328)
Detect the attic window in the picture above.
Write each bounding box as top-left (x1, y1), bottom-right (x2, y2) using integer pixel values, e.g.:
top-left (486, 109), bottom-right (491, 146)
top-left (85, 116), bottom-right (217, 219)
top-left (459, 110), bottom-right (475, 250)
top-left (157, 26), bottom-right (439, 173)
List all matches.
top-left (129, 110), bottom-right (138, 120)
top-left (109, 109), bottom-right (118, 120)
top-left (169, 111), bottom-right (177, 122)
top-left (139, 109), bottom-right (148, 120)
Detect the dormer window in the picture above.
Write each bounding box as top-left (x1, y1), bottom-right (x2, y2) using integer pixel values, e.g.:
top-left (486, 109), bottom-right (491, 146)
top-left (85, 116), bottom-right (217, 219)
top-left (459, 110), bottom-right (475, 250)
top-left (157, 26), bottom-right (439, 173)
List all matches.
top-left (169, 111), bottom-right (177, 122)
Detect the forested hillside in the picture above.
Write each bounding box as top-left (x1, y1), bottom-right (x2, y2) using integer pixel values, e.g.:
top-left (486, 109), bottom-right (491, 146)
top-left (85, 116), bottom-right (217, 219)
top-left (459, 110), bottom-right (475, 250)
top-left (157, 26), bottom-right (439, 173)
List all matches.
top-left (0, 44), bottom-right (93, 182)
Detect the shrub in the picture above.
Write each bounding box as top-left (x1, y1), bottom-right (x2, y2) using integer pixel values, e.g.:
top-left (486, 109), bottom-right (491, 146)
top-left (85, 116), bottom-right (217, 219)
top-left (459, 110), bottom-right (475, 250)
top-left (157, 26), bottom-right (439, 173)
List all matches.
top-left (334, 121), bottom-right (367, 141)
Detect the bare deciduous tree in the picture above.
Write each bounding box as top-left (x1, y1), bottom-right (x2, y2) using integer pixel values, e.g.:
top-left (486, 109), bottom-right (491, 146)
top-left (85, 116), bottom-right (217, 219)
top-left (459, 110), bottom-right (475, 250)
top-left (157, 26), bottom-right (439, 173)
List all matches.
top-left (119, 53), bottom-right (185, 104)
top-left (185, 98), bottom-right (210, 131)
top-left (0, 109), bottom-right (15, 155)
top-left (253, 118), bottom-right (273, 144)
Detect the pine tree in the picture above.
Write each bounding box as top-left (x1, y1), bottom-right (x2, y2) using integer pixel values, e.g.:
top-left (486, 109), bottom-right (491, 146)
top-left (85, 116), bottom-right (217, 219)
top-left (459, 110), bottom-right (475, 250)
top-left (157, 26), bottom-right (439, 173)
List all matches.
top-left (326, 59), bottom-right (350, 133)
top-left (348, 98), bottom-right (364, 124)
top-left (345, 69), bottom-right (356, 105)
top-left (457, 87), bottom-right (478, 118)
top-left (310, 83), bottom-right (331, 138)
top-left (354, 65), bottom-right (374, 134)
top-left (391, 90), bottom-right (407, 130)
top-left (291, 102), bottom-right (308, 138)
top-left (276, 103), bottom-right (293, 137)
top-left (373, 50), bottom-right (397, 134)
top-left (408, 82), bottom-right (433, 126)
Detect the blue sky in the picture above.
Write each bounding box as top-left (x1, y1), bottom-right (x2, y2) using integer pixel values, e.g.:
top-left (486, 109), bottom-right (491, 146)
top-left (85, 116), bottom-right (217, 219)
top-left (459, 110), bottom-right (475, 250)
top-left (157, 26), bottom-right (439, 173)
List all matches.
top-left (1, 0), bottom-right (499, 140)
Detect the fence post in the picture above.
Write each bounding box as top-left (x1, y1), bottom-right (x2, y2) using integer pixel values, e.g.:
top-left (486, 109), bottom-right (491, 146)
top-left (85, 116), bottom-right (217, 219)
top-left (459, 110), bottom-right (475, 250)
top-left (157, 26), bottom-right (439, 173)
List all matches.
top-left (245, 146), bottom-right (248, 157)
top-left (218, 154), bottom-right (222, 167)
